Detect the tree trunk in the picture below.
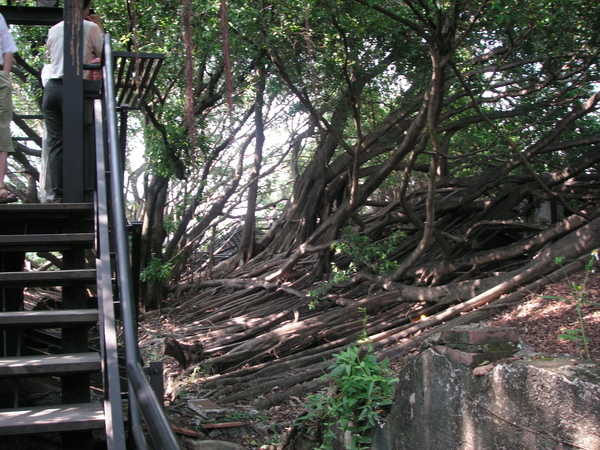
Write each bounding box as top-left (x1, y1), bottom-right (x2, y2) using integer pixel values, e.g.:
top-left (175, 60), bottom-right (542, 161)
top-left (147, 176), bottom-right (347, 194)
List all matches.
top-left (239, 65), bottom-right (266, 263)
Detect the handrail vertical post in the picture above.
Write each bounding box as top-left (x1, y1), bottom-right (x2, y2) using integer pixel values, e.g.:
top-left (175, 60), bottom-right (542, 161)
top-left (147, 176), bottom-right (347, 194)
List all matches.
top-left (63, 0), bottom-right (85, 202)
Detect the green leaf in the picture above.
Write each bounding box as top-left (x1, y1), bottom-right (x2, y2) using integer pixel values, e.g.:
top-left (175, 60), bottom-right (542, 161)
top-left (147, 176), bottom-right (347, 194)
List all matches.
top-left (329, 364), bottom-right (346, 378)
top-left (558, 329), bottom-right (584, 341)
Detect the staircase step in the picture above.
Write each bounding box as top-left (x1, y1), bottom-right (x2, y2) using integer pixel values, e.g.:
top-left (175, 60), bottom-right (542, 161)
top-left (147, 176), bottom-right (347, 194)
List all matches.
top-left (0, 203), bottom-right (95, 235)
top-left (0, 402), bottom-right (105, 435)
top-left (0, 352), bottom-right (101, 377)
top-left (0, 309), bottom-right (99, 328)
top-left (0, 233), bottom-right (95, 251)
top-left (0, 202), bottom-right (94, 217)
top-left (0, 269), bottom-right (96, 287)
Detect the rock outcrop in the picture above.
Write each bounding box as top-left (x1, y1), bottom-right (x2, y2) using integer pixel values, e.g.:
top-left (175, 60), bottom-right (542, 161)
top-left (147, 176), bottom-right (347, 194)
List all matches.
top-left (372, 326), bottom-right (600, 450)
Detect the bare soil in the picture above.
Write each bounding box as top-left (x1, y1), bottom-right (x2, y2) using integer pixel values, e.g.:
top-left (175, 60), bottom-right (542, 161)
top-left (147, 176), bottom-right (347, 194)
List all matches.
top-left (484, 268), bottom-right (600, 361)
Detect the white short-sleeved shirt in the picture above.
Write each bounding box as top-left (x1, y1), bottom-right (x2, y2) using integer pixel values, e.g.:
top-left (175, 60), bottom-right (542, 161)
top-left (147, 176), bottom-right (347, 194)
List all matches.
top-left (46, 20), bottom-right (103, 80)
top-left (0, 14), bottom-right (18, 56)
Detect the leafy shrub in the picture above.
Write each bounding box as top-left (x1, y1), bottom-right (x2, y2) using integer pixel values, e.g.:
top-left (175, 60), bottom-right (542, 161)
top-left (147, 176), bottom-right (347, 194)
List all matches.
top-left (332, 227), bottom-right (406, 276)
top-left (308, 228), bottom-right (406, 309)
top-left (140, 256), bottom-right (174, 283)
top-left (298, 313), bottom-right (397, 449)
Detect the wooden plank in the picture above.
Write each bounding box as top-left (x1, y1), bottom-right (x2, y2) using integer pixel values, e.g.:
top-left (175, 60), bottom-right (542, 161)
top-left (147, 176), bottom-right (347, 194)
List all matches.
top-left (170, 424), bottom-right (203, 438)
top-left (0, 309), bottom-right (98, 327)
top-left (0, 352), bottom-right (101, 377)
top-left (0, 233), bottom-right (95, 251)
top-left (0, 203), bottom-right (93, 214)
top-left (0, 269), bottom-right (96, 287)
top-left (0, 403), bottom-right (105, 435)
top-left (0, 6), bottom-right (63, 26)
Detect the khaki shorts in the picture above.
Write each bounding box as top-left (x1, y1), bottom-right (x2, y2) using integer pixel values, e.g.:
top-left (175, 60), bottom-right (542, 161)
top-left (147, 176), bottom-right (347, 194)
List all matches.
top-left (0, 70), bottom-right (13, 153)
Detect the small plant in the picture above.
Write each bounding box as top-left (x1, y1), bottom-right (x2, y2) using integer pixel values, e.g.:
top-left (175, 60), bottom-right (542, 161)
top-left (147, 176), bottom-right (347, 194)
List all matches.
top-left (224, 410), bottom-right (251, 423)
top-left (188, 366), bottom-right (202, 381)
top-left (297, 310), bottom-right (397, 449)
top-left (140, 256), bottom-right (174, 283)
top-left (308, 228), bottom-right (406, 309)
top-left (142, 345), bottom-right (163, 365)
top-left (332, 227), bottom-right (406, 276)
top-left (545, 251), bottom-right (599, 360)
top-left (308, 268), bottom-right (351, 309)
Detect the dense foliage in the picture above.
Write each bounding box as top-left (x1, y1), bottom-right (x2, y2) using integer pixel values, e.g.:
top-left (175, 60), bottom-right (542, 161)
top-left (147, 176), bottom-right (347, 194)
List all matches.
top-left (7, 0), bottom-right (600, 306)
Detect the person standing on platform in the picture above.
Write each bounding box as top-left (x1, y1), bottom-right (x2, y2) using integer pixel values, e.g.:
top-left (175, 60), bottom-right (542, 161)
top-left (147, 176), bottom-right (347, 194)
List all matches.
top-left (42, 0), bottom-right (104, 203)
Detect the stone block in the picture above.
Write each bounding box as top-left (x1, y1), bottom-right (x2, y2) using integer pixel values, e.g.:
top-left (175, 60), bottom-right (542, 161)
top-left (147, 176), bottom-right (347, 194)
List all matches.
top-left (447, 341), bottom-right (519, 353)
top-left (434, 345), bottom-right (516, 367)
top-left (441, 325), bottom-right (518, 346)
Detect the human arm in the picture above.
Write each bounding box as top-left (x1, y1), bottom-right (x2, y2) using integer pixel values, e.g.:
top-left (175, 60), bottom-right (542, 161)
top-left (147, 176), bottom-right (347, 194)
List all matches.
top-left (85, 18), bottom-right (105, 59)
top-left (2, 51), bottom-right (12, 73)
top-left (0, 14), bottom-right (16, 72)
top-left (85, 13), bottom-right (104, 33)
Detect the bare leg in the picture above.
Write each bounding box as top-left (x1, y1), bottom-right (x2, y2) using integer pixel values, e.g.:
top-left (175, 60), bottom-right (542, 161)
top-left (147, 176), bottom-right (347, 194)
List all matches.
top-left (0, 150), bottom-right (16, 202)
top-left (0, 150), bottom-right (8, 187)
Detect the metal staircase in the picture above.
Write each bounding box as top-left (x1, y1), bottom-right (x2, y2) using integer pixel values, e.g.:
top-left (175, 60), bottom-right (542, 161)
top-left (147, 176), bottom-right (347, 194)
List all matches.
top-left (0, 203), bottom-right (114, 448)
top-left (0, 28), bottom-right (180, 449)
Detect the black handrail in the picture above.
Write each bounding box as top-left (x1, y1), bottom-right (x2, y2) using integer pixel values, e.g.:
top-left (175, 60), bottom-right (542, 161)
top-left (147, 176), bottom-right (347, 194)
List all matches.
top-left (99, 33), bottom-right (181, 450)
top-left (93, 98), bottom-right (127, 450)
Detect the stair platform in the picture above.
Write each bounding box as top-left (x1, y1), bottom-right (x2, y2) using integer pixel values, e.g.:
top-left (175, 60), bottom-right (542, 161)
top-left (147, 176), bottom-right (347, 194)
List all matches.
top-left (0, 202), bottom-right (93, 215)
top-left (0, 233), bottom-right (95, 251)
top-left (0, 269), bottom-right (96, 287)
top-left (0, 402), bottom-right (105, 435)
top-left (0, 352), bottom-right (101, 377)
top-left (0, 309), bottom-right (99, 328)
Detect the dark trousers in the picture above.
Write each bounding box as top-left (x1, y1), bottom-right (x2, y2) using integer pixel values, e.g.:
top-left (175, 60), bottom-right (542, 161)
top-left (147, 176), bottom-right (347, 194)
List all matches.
top-left (42, 79), bottom-right (63, 198)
